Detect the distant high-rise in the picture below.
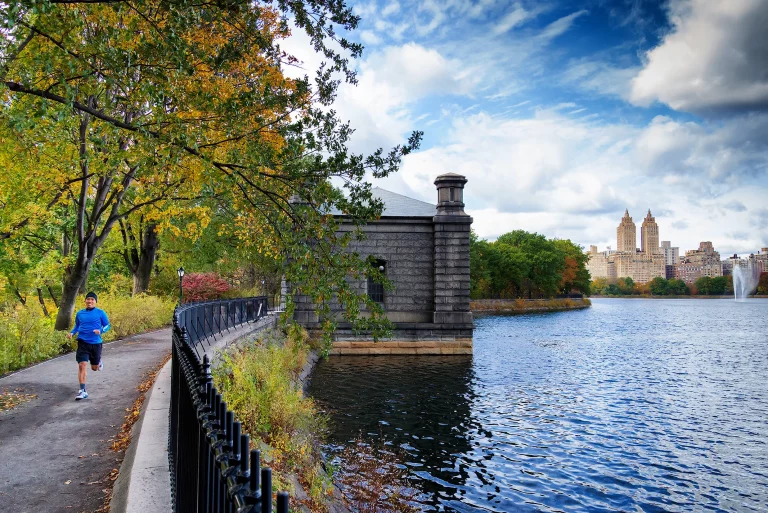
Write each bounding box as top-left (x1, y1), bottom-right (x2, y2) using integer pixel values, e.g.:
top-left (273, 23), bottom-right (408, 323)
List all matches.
top-left (617, 209), bottom-right (636, 253)
top-left (588, 209), bottom-right (665, 284)
top-left (641, 209), bottom-right (661, 255)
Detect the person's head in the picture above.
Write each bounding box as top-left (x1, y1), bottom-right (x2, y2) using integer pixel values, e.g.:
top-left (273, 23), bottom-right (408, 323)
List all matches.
top-left (85, 292), bottom-right (97, 309)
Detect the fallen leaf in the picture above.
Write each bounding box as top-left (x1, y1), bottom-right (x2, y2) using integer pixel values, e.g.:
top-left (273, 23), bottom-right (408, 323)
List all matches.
top-left (64, 480), bottom-right (71, 485)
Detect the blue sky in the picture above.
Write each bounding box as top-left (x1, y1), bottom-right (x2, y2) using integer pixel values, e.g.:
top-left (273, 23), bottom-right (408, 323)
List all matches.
top-left (283, 0), bottom-right (768, 256)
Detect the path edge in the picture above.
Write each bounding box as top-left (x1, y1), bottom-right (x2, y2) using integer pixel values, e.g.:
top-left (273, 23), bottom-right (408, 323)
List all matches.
top-left (111, 314), bottom-right (280, 513)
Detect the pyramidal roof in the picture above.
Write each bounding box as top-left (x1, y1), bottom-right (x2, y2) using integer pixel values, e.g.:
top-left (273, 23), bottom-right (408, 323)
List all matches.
top-left (330, 187), bottom-right (436, 217)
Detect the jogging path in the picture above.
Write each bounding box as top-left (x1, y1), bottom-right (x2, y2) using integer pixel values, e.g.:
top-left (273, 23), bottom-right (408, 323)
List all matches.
top-left (0, 328), bottom-right (171, 513)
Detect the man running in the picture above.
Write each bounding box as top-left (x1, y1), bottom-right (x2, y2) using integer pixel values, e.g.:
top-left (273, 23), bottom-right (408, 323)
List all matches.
top-left (67, 292), bottom-right (110, 400)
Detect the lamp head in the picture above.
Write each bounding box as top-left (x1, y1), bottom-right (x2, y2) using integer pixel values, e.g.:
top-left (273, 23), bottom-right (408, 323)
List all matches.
top-left (177, 266), bottom-right (185, 278)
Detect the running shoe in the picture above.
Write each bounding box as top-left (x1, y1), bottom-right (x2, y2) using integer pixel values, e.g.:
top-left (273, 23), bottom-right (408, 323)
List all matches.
top-left (75, 390), bottom-right (89, 401)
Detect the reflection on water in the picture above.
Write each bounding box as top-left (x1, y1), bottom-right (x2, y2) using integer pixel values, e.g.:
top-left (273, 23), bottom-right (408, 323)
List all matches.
top-left (308, 299), bottom-right (768, 512)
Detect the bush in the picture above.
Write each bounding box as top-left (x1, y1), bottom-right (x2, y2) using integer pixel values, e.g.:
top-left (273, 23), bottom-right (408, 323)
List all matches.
top-left (93, 293), bottom-right (176, 341)
top-left (213, 328), bottom-right (331, 508)
top-left (182, 273), bottom-right (231, 302)
top-left (0, 305), bottom-right (68, 375)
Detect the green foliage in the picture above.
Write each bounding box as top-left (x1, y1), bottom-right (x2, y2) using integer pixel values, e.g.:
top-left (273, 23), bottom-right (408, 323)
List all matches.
top-left (470, 230), bottom-right (589, 299)
top-left (695, 276), bottom-right (730, 295)
top-left (1, 0), bottom-right (421, 337)
top-left (0, 305), bottom-right (68, 374)
top-left (212, 328), bottom-right (331, 506)
top-left (758, 273), bottom-right (768, 295)
top-left (93, 294), bottom-right (176, 341)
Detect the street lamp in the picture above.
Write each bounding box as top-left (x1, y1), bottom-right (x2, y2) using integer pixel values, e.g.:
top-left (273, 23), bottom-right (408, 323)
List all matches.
top-left (177, 266), bottom-right (185, 304)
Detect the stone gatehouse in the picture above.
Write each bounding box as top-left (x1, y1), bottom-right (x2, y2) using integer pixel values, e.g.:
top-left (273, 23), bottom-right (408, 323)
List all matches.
top-left (293, 173), bottom-right (474, 355)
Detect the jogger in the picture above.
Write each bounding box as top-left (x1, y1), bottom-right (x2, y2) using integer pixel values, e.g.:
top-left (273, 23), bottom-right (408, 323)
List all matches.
top-left (67, 292), bottom-right (110, 400)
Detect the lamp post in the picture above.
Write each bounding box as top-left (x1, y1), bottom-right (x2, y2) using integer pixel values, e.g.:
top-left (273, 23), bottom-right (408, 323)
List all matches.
top-left (177, 266), bottom-right (185, 304)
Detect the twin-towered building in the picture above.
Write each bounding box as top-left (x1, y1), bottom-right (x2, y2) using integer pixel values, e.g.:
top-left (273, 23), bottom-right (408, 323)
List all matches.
top-left (587, 210), bottom-right (723, 284)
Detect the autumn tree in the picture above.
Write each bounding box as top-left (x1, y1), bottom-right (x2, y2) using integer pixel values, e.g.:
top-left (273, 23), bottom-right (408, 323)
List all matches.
top-left (1, 0), bottom-right (421, 333)
top-left (553, 239), bottom-right (590, 295)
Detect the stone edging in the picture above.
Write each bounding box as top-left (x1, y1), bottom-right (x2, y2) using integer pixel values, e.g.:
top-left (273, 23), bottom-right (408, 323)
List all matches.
top-left (110, 315), bottom-right (279, 513)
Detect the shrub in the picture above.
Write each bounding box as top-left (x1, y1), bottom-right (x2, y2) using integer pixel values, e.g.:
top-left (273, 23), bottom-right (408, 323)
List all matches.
top-left (0, 305), bottom-right (68, 375)
top-left (212, 328), bottom-right (331, 508)
top-left (182, 273), bottom-right (231, 302)
top-left (93, 293), bottom-right (176, 341)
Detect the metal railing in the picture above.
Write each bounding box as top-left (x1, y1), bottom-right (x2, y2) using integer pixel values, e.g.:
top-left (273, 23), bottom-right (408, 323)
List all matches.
top-left (169, 296), bottom-right (289, 513)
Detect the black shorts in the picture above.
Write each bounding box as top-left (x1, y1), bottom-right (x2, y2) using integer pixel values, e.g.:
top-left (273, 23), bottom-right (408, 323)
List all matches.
top-left (76, 340), bottom-right (102, 365)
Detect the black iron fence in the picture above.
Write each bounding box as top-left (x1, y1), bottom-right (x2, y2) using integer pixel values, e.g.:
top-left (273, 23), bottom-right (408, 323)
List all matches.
top-left (169, 296), bottom-right (289, 513)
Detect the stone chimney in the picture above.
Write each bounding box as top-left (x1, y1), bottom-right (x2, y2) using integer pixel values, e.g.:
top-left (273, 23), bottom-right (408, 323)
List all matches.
top-left (433, 173), bottom-right (473, 326)
top-left (434, 173), bottom-right (468, 216)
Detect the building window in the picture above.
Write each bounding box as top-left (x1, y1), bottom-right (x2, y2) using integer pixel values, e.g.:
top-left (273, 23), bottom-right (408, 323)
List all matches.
top-left (367, 260), bottom-right (386, 304)
top-left (449, 187), bottom-right (455, 201)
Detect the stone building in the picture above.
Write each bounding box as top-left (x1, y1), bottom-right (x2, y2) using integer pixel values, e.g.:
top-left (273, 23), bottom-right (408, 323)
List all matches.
top-left (617, 210), bottom-right (636, 253)
top-left (291, 173), bottom-right (473, 355)
top-left (674, 241), bottom-right (723, 283)
top-left (722, 248), bottom-right (768, 277)
top-left (587, 209), bottom-right (665, 284)
top-left (586, 246), bottom-right (617, 282)
top-left (661, 241), bottom-right (680, 279)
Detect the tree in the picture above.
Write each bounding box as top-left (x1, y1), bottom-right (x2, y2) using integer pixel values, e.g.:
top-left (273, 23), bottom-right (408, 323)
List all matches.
top-left (1, 0), bottom-right (422, 334)
top-left (709, 276), bottom-right (728, 295)
top-left (616, 277), bottom-right (635, 295)
top-left (591, 277), bottom-right (608, 295)
top-left (496, 231), bottom-right (563, 298)
top-left (695, 276), bottom-right (713, 295)
top-left (667, 279), bottom-right (690, 295)
top-left (553, 239), bottom-right (590, 295)
top-left (757, 273), bottom-right (768, 295)
top-left (649, 277), bottom-right (667, 295)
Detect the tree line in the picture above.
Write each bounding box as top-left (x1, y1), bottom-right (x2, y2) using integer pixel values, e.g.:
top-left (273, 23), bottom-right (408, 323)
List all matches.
top-left (470, 230), bottom-right (591, 299)
top-left (1, 0), bottom-right (418, 340)
top-left (591, 275), bottom-right (752, 296)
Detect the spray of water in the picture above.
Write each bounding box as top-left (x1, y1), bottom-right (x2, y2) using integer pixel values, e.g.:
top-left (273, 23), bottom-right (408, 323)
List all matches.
top-left (733, 264), bottom-right (758, 301)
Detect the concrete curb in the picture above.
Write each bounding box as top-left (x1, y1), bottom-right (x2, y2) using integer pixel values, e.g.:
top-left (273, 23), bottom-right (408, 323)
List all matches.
top-left (111, 315), bottom-right (279, 513)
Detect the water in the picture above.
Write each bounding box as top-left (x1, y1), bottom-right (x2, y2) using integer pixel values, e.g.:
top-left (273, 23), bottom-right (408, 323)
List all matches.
top-left (733, 266), bottom-right (759, 301)
top-left (307, 298), bottom-right (768, 512)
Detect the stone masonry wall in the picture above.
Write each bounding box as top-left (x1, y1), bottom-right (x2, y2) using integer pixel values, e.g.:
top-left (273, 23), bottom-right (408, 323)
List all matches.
top-left (338, 219), bottom-right (434, 323)
top-left (433, 218), bottom-right (472, 324)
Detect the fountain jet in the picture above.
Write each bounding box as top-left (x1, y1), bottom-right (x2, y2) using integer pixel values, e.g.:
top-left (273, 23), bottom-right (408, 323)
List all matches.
top-left (733, 263), bottom-right (759, 301)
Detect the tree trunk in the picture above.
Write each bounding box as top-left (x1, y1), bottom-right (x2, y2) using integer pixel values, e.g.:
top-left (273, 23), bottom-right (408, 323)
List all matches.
top-left (54, 262), bottom-right (90, 330)
top-left (13, 288), bottom-right (26, 306)
top-left (36, 288), bottom-right (50, 317)
top-left (47, 285), bottom-right (59, 307)
top-left (132, 223), bottom-right (159, 295)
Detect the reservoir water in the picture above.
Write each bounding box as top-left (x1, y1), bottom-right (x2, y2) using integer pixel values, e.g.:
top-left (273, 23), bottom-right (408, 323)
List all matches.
top-left (307, 298), bottom-right (768, 512)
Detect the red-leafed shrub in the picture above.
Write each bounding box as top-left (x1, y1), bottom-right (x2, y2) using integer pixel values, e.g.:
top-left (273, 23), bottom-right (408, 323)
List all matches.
top-left (182, 273), bottom-right (231, 302)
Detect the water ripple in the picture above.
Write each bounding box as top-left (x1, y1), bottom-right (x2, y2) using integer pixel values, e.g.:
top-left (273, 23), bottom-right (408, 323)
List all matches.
top-left (308, 298), bottom-right (768, 512)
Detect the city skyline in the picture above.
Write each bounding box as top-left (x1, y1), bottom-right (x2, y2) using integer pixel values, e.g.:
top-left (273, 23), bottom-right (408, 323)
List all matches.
top-left (281, 1), bottom-right (768, 257)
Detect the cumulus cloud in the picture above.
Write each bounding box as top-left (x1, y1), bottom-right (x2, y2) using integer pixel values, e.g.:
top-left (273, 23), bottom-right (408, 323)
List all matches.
top-left (630, 0), bottom-right (768, 113)
top-left (633, 114), bottom-right (768, 184)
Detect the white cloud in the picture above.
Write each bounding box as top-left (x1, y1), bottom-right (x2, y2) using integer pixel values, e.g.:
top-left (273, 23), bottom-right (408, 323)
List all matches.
top-left (538, 10), bottom-right (588, 41)
top-left (360, 30), bottom-right (382, 46)
top-left (382, 109), bottom-right (768, 254)
top-left (381, 1), bottom-right (400, 17)
top-left (630, 0), bottom-right (768, 113)
top-left (493, 4), bottom-right (531, 35)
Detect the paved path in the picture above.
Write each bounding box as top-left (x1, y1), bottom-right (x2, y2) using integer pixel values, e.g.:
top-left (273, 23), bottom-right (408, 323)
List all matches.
top-left (0, 328), bottom-right (172, 513)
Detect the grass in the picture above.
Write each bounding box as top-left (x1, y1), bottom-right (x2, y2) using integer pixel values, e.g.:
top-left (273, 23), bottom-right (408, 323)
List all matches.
top-left (212, 326), bottom-right (333, 512)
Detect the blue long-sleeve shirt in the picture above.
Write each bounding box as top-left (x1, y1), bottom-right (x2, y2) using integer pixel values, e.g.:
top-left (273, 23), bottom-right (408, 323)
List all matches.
top-left (70, 307), bottom-right (111, 344)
